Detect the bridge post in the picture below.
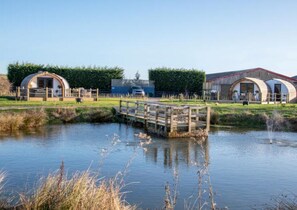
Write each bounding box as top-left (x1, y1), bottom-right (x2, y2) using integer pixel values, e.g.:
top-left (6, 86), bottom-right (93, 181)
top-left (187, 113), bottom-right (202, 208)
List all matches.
top-left (155, 105), bottom-right (159, 131)
top-left (164, 107), bottom-right (168, 132)
top-left (188, 107), bottom-right (192, 132)
top-left (206, 106), bottom-right (211, 132)
top-left (170, 107), bottom-right (174, 133)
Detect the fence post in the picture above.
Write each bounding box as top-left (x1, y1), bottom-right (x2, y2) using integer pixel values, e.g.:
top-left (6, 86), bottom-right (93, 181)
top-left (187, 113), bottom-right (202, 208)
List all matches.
top-left (188, 107), bottom-right (192, 132)
top-left (16, 87), bottom-right (20, 99)
top-left (155, 105), bottom-right (159, 131)
top-left (26, 88), bottom-right (30, 101)
top-left (78, 88), bottom-right (81, 98)
top-left (170, 108), bottom-right (174, 133)
top-left (119, 100), bottom-right (122, 113)
top-left (164, 107), bottom-right (168, 133)
top-left (45, 87), bottom-right (48, 101)
top-left (206, 106), bottom-right (211, 132)
top-left (96, 89), bottom-right (99, 101)
top-left (135, 101), bottom-right (139, 116)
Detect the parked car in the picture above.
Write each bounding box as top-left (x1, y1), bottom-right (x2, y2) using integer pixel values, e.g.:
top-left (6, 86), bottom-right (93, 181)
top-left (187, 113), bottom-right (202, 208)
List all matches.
top-left (131, 86), bottom-right (145, 96)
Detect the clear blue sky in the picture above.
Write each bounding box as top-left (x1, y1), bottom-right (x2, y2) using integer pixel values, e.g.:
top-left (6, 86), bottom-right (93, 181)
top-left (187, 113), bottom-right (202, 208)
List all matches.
top-left (1, 0), bottom-right (297, 79)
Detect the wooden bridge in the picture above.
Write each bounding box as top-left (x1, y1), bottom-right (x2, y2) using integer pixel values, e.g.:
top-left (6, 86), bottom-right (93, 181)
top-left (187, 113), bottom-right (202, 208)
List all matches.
top-left (118, 100), bottom-right (211, 138)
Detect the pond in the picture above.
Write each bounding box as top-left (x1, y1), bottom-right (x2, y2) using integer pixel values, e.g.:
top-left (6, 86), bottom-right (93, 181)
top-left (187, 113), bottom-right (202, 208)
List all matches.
top-left (0, 123), bottom-right (297, 209)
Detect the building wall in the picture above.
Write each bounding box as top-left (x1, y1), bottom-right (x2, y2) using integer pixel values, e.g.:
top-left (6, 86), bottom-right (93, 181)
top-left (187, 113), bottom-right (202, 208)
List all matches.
top-left (209, 69), bottom-right (295, 86)
top-left (29, 76), bottom-right (63, 96)
top-left (205, 69), bottom-right (297, 102)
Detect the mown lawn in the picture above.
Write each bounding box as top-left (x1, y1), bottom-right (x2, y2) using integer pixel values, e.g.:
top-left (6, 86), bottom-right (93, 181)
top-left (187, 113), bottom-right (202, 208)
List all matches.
top-left (0, 97), bottom-right (137, 108)
top-left (160, 99), bottom-right (297, 119)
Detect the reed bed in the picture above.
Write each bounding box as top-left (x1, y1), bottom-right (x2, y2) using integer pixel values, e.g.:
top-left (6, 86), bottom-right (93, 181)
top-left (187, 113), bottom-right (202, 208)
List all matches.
top-left (0, 169), bottom-right (134, 210)
top-left (0, 109), bottom-right (47, 132)
top-left (19, 170), bottom-right (135, 210)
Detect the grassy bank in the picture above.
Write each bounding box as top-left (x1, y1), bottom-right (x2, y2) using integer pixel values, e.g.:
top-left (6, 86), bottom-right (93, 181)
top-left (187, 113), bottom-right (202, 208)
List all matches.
top-left (0, 168), bottom-right (135, 210)
top-left (161, 99), bottom-right (297, 131)
top-left (0, 107), bottom-right (115, 132)
top-left (1, 97), bottom-right (297, 131)
top-left (0, 97), bottom-right (122, 108)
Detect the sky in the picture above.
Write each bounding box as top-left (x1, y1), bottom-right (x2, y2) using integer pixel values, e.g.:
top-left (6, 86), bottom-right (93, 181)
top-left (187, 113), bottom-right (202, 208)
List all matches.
top-left (1, 0), bottom-right (297, 79)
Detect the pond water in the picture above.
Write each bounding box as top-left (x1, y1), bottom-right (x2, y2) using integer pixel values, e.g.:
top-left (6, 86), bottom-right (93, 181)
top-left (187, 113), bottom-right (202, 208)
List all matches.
top-left (0, 123), bottom-right (297, 209)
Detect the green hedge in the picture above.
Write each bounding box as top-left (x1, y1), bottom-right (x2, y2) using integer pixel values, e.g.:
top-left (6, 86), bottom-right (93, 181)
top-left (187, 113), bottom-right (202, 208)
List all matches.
top-left (148, 68), bottom-right (205, 95)
top-left (7, 63), bottom-right (124, 92)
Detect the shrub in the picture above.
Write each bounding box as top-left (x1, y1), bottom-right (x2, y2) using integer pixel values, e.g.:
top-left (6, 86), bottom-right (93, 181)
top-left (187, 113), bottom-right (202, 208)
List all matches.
top-left (88, 109), bottom-right (114, 122)
top-left (210, 110), bottom-right (219, 125)
top-left (51, 108), bottom-right (78, 123)
top-left (7, 62), bottom-right (124, 92)
top-left (148, 68), bottom-right (205, 95)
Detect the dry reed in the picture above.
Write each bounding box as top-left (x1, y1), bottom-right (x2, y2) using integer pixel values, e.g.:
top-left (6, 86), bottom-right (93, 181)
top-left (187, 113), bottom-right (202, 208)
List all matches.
top-left (19, 167), bottom-right (135, 210)
top-left (0, 109), bottom-right (47, 132)
top-left (0, 76), bottom-right (11, 96)
top-left (51, 108), bottom-right (78, 123)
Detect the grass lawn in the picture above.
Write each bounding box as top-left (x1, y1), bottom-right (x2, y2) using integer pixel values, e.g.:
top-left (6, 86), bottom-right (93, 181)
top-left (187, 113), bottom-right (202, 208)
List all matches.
top-left (0, 97), bottom-right (138, 108)
top-left (0, 96), bottom-right (296, 129)
top-left (160, 99), bottom-right (297, 119)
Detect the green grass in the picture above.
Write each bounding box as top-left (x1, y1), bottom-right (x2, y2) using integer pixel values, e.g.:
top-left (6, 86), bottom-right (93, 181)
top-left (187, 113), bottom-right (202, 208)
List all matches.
top-left (160, 99), bottom-right (297, 116)
top-left (160, 99), bottom-right (297, 129)
top-left (0, 97), bottom-right (130, 108)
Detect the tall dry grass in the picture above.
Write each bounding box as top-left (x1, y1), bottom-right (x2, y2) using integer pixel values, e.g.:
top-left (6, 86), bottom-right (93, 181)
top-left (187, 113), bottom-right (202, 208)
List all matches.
top-left (0, 76), bottom-right (11, 96)
top-left (19, 167), bottom-right (135, 210)
top-left (0, 109), bottom-right (47, 132)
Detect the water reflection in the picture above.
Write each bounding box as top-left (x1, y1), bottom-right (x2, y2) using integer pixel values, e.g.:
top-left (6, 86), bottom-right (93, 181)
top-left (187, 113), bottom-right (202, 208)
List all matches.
top-left (143, 138), bottom-right (209, 168)
top-left (0, 126), bottom-right (61, 141)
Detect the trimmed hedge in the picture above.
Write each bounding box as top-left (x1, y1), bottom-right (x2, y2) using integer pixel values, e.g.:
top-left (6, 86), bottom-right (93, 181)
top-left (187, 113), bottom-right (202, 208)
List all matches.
top-left (7, 63), bottom-right (124, 92)
top-left (148, 68), bottom-right (205, 95)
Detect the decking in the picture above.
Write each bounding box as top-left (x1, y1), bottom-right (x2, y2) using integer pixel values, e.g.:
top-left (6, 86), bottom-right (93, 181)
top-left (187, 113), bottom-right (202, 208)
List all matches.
top-left (118, 100), bottom-right (210, 138)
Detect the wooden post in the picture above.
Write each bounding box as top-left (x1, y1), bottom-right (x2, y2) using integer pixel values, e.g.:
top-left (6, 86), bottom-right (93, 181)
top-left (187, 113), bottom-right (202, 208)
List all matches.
top-left (45, 87), bottom-right (48, 101)
top-left (217, 91), bottom-right (220, 101)
top-left (135, 101), bottom-right (139, 116)
top-left (195, 108), bottom-right (199, 127)
top-left (206, 106), bottom-right (211, 132)
top-left (26, 88), bottom-right (30, 101)
top-left (146, 104), bottom-right (150, 128)
top-left (155, 105), bottom-right (159, 131)
top-left (170, 107), bottom-right (174, 132)
top-left (78, 88), bottom-right (81, 98)
top-left (164, 107), bottom-right (168, 132)
top-left (126, 101), bottom-right (129, 115)
top-left (119, 100), bottom-right (122, 113)
top-left (274, 93), bottom-right (276, 103)
top-left (96, 89), bottom-right (99, 101)
top-left (16, 87), bottom-right (20, 99)
top-left (62, 87), bottom-right (65, 99)
top-left (286, 94), bottom-right (289, 103)
top-left (188, 107), bottom-right (192, 132)
top-left (144, 103), bottom-right (147, 128)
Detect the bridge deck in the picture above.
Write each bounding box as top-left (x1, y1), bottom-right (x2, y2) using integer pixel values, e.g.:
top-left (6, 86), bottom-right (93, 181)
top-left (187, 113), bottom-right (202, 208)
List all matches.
top-left (118, 100), bottom-right (210, 138)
